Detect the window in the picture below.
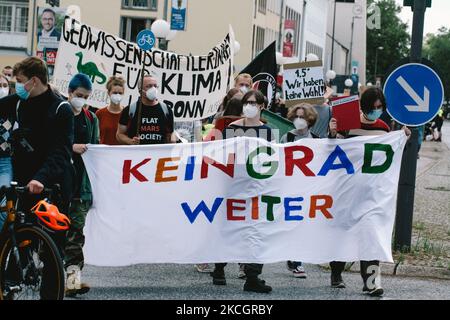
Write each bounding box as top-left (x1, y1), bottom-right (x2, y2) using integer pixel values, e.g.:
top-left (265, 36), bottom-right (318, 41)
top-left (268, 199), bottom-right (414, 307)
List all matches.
top-left (0, 1), bottom-right (28, 33)
top-left (305, 41), bottom-right (323, 60)
top-left (258, 0), bottom-right (267, 14)
top-left (120, 17), bottom-right (154, 42)
top-left (122, 0), bottom-right (158, 10)
top-left (253, 26), bottom-right (265, 57)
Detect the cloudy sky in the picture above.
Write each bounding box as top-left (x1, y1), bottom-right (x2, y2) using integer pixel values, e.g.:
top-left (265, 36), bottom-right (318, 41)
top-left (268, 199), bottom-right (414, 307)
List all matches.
top-left (395, 0), bottom-right (450, 35)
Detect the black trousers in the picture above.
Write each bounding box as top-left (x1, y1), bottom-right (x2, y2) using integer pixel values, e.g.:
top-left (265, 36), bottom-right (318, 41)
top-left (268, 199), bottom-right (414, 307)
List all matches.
top-left (330, 260), bottom-right (380, 285)
top-left (214, 263), bottom-right (263, 279)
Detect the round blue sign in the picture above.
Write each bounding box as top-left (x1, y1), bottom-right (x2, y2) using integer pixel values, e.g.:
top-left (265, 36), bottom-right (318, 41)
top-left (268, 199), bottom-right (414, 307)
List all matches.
top-left (383, 63), bottom-right (444, 127)
top-left (136, 29), bottom-right (156, 51)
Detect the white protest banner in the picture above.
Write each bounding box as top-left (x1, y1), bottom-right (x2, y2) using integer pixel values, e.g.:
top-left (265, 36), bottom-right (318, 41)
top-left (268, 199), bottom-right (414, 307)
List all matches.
top-left (283, 60), bottom-right (325, 107)
top-left (82, 132), bottom-right (407, 266)
top-left (53, 17), bottom-right (234, 121)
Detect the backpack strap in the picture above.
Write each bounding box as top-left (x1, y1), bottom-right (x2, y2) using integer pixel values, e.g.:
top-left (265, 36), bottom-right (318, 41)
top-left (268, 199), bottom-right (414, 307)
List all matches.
top-left (129, 101), bottom-right (137, 118)
top-left (287, 132), bottom-right (295, 142)
top-left (83, 107), bottom-right (94, 124)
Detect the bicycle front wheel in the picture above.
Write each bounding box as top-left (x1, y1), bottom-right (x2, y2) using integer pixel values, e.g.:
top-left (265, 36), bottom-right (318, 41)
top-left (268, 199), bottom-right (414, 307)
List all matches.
top-left (0, 226), bottom-right (65, 300)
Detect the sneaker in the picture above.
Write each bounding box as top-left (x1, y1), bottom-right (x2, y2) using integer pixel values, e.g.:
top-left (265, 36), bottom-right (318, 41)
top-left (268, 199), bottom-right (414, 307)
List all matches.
top-left (363, 285), bottom-right (384, 297)
top-left (210, 269), bottom-right (226, 286)
top-left (292, 265), bottom-right (307, 279)
top-left (195, 263), bottom-right (213, 273)
top-left (66, 265), bottom-right (81, 290)
top-left (331, 273), bottom-right (346, 288)
top-left (286, 261), bottom-right (296, 271)
top-left (243, 278), bottom-right (272, 293)
top-left (238, 264), bottom-right (246, 279)
top-left (65, 283), bottom-right (90, 297)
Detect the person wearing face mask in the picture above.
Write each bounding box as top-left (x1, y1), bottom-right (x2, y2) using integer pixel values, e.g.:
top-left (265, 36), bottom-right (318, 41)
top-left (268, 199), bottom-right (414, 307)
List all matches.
top-left (234, 73), bottom-right (253, 95)
top-left (0, 57), bottom-right (74, 209)
top-left (117, 74), bottom-right (175, 145)
top-left (64, 73), bottom-right (99, 297)
top-left (328, 87), bottom-right (411, 297)
top-left (210, 90), bottom-right (274, 294)
top-left (281, 103), bottom-right (319, 143)
top-left (96, 76), bottom-right (126, 145)
top-left (279, 104), bottom-right (318, 279)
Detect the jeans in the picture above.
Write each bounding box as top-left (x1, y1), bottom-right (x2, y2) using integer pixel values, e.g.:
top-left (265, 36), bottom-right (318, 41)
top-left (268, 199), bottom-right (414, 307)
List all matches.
top-left (0, 156), bottom-right (12, 231)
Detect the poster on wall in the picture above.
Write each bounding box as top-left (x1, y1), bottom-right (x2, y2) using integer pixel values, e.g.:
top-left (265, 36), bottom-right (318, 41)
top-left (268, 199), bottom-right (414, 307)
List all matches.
top-left (36, 6), bottom-right (66, 77)
top-left (171, 0), bottom-right (187, 31)
top-left (283, 20), bottom-right (296, 58)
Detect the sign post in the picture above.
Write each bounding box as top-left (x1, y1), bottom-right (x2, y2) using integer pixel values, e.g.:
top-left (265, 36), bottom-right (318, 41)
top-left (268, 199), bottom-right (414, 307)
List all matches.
top-left (136, 29), bottom-right (156, 143)
top-left (386, 0), bottom-right (438, 251)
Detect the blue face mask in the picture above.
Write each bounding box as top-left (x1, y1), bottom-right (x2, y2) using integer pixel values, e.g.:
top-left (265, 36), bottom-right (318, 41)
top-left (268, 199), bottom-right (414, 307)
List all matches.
top-left (15, 80), bottom-right (32, 100)
top-left (366, 109), bottom-right (383, 121)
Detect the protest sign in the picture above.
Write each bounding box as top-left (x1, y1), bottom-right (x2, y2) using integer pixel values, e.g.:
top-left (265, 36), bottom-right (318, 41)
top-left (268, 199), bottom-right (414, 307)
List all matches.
top-left (53, 18), bottom-right (234, 121)
top-left (331, 95), bottom-right (361, 131)
top-left (283, 60), bottom-right (325, 107)
top-left (82, 132), bottom-right (407, 266)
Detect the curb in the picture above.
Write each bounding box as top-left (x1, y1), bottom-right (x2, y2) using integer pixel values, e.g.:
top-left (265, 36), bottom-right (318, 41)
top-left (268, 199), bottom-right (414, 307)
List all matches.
top-left (320, 263), bottom-right (450, 280)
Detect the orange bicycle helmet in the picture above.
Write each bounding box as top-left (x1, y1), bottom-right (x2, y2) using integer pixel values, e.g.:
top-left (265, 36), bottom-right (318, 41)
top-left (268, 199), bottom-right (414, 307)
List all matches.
top-left (31, 200), bottom-right (70, 231)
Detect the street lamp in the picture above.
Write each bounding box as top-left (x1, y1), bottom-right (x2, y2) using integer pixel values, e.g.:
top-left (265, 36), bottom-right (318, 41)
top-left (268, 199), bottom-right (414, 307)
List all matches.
top-left (326, 69), bottom-right (336, 87)
top-left (151, 19), bottom-right (170, 50)
top-left (374, 46), bottom-right (384, 83)
top-left (305, 53), bottom-right (319, 62)
top-left (276, 52), bottom-right (284, 65)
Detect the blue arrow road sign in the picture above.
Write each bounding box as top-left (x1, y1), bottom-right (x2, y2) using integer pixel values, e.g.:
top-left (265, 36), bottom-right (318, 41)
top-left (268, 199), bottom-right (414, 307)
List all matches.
top-left (383, 63), bottom-right (444, 127)
top-left (137, 29), bottom-right (155, 51)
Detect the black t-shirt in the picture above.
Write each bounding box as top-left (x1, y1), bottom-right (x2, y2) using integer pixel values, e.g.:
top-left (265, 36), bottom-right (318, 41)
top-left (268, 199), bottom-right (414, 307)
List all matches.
top-left (119, 100), bottom-right (174, 145)
top-left (73, 113), bottom-right (89, 197)
top-left (223, 124), bottom-right (274, 142)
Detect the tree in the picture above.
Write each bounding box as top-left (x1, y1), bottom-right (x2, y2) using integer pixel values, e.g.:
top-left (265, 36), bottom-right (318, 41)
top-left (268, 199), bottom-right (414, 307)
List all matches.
top-left (424, 27), bottom-right (450, 100)
top-left (366, 0), bottom-right (410, 84)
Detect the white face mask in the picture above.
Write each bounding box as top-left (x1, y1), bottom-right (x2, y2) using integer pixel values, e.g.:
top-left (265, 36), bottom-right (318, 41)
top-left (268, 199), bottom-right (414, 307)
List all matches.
top-left (293, 117), bottom-right (308, 130)
top-left (146, 87), bottom-right (158, 101)
top-left (0, 87), bottom-right (9, 99)
top-left (243, 104), bottom-right (259, 119)
top-left (110, 94), bottom-right (123, 105)
top-left (240, 85), bottom-right (249, 94)
top-left (71, 97), bottom-right (87, 111)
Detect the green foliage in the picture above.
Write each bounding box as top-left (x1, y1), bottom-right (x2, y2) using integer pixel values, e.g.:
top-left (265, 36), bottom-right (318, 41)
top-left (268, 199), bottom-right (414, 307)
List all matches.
top-left (366, 0), bottom-right (410, 83)
top-left (424, 27), bottom-right (450, 99)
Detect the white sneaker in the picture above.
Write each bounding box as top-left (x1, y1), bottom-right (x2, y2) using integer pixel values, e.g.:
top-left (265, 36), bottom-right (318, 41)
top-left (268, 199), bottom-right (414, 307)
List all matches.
top-left (66, 265), bottom-right (81, 290)
top-left (195, 264), bottom-right (213, 273)
top-left (292, 265), bottom-right (307, 278)
top-left (238, 264), bottom-right (246, 279)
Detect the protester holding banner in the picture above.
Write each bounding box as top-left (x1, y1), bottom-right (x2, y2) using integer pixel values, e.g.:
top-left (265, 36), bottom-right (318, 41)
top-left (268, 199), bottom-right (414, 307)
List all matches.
top-left (279, 103), bottom-right (320, 279)
top-left (96, 76), bottom-right (125, 145)
top-left (117, 75), bottom-right (175, 145)
top-left (280, 103), bottom-right (319, 143)
top-left (223, 90), bottom-right (274, 142)
top-left (234, 73), bottom-right (253, 94)
top-left (64, 73), bottom-right (99, 297)
top-left (210, 90), bottom-right (274, 294)
top-left (327, 87), bottom-right (410, 296)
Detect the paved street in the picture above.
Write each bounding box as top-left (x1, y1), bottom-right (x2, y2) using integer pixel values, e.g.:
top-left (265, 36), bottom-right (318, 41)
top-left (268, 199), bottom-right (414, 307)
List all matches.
top-left (68, 121), bottom-right (450, 301)
top-left (70, 263), bottom-right (450, 300)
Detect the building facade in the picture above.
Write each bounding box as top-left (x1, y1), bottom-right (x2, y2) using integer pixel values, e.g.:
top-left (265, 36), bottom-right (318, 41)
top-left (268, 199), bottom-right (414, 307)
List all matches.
top-left (1, 0), bottom-right (354, 80)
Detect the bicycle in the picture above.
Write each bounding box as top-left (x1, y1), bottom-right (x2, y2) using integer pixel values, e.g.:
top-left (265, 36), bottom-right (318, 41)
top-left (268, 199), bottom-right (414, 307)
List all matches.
top-left (0, 182), bottom-right (70, 300)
